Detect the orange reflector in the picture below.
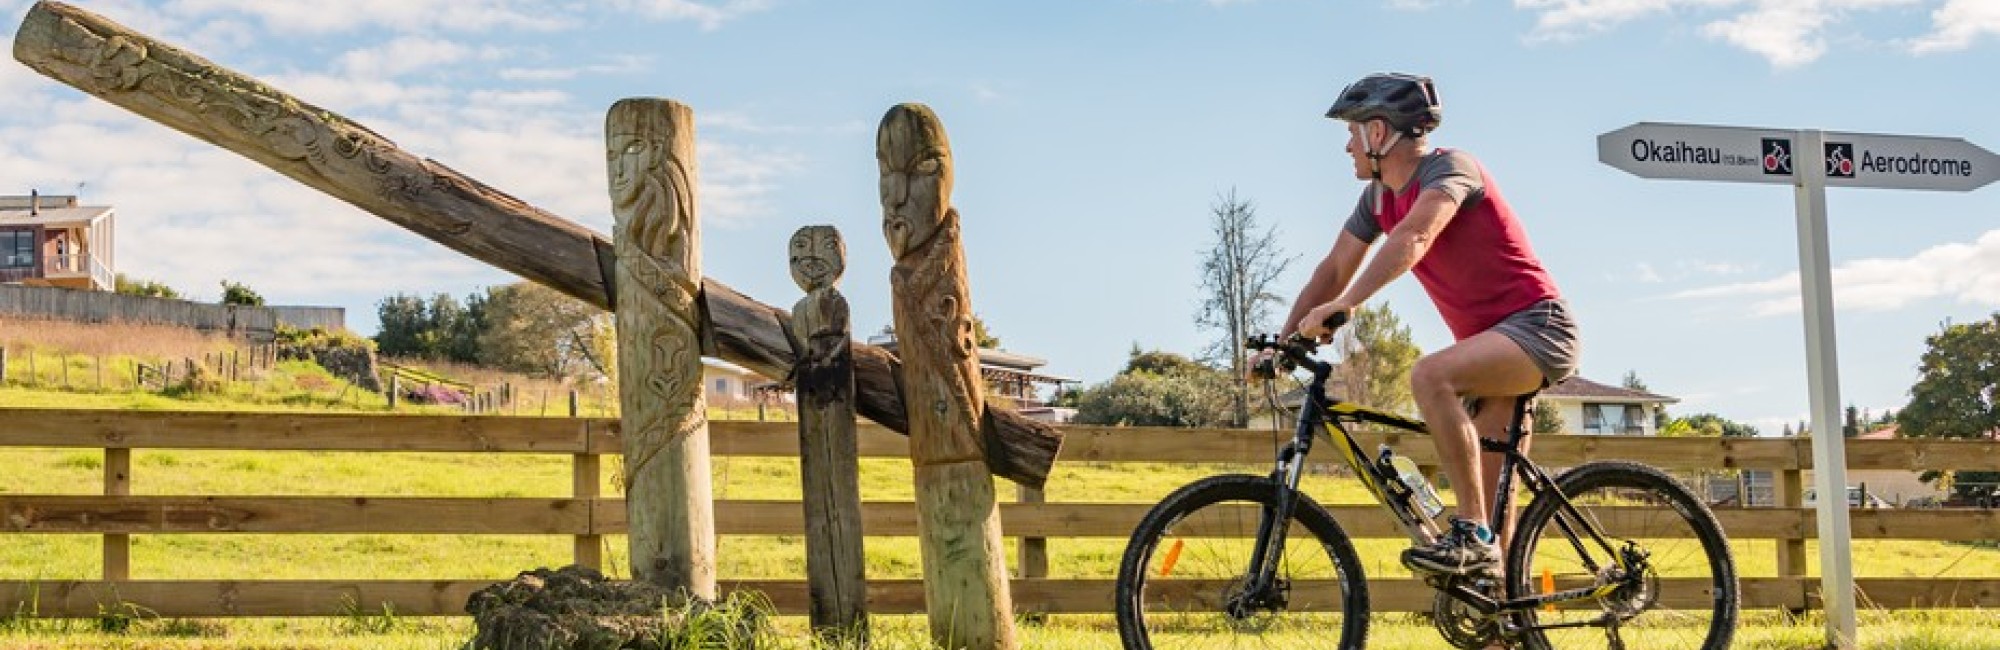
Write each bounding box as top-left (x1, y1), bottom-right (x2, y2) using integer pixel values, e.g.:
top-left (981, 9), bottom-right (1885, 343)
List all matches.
top-left (1541, 568), bottom-right (1556, 612)
top-left (1159, 540), bottom-right (1185, 577)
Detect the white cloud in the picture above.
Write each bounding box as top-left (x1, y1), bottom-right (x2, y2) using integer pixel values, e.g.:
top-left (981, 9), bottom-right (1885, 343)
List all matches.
top-left (1671, 229), bottom-right (2000, 316)
top-left (1513, 0), bottom-right (1925, 68)
top-left (498, 55), bottom-right (653, 82)
top-left (336, 37), bottom-right (478, 78)
top-left (165, 0), bottom-right (571, 34)
top-left (604, 0), bottom-right (774, 30)
top-left (1910, 0), bottom-right (2000, 53)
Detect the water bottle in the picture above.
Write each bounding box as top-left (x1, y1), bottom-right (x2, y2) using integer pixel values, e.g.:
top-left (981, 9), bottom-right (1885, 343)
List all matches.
top-left (1380, 446), bottom-right (1446, 521)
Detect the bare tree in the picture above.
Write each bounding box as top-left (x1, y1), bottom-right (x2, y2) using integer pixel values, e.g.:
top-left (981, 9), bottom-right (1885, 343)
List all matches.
top-left (1195, 188), bottom-right (1294, 427)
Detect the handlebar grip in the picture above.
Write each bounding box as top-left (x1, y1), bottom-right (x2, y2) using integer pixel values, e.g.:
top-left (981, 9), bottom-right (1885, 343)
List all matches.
top-left (1322, 309), bottom-right (1349, 332)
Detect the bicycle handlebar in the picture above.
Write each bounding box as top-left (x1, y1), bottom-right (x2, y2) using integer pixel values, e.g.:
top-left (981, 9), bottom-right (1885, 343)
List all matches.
top-left (1246, 310), bottom-right (1347, 381)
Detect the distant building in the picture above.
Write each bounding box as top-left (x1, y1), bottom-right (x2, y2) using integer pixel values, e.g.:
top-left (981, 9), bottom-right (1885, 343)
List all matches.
top-left (0, 192), bottom-right (115, 291)
top-left (867, 330), bottom-right (1080, 424)
top-left (702, 358), bottom-right (785, 407)
top-left (1537, 376), bottom-right (1679, 435)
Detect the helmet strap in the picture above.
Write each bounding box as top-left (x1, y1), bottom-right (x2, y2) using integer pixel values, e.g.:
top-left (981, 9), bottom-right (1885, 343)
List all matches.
top-left (1362, 121), bottom-right (1403, 182)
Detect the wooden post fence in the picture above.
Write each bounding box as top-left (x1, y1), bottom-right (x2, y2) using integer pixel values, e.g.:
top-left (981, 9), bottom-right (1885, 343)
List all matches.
top-left (607, 97), bottom-right (716, 597)
top-left (880, 103), bottom-right (1017, 650)
top-left (103, 446), bottom-right (130, 581)
top-left (6, 413), bottom-right (2000, 619)
top-left (788, 225), bottom-right (868, 640)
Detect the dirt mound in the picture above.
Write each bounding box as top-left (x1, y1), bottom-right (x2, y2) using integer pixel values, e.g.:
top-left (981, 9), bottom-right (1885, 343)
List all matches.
top-left (465, 565), bottom-right (759, 650)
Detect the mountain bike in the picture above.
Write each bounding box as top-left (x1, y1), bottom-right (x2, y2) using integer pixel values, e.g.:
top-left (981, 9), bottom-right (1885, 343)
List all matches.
top-left (1113, 315), bottom-right (1739, 649)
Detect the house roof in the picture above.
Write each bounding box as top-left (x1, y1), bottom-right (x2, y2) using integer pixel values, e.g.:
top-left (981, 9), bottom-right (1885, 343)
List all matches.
top-left (1542, 376), bottom-right (1679, 404)
top-left (0, 205), bottom-right (112, 226)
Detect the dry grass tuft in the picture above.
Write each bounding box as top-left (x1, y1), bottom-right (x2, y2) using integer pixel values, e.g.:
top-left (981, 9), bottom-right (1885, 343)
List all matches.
top-left (0, 316), bottom-right (240, 361)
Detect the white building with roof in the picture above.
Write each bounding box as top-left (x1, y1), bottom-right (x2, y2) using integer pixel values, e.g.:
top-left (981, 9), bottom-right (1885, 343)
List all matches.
top-left (1536, 375), bottom-right (1679, 435)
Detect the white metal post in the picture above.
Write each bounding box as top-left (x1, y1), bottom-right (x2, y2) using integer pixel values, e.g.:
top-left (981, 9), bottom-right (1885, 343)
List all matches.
top-left (1793, 129), bottom-right (1858, 648)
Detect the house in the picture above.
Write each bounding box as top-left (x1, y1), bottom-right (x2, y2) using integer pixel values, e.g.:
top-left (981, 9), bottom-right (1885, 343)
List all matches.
top-left (701, 358), bottom-right (787, 408)
top-left (1810, 425), bottom-right (1944, 506)
top-left (0, 192), bottom-right (115, 291)
top-left (1536, 375), bottom-right (1679, 435)
top-left (866, 331), bottom-right (1080, 424)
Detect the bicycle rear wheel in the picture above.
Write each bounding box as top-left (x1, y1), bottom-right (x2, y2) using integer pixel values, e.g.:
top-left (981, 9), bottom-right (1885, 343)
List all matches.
top-left (1115, 474), bottom-right (1368, 650)
top-left (1505, 460), bottom-right (1738, 650)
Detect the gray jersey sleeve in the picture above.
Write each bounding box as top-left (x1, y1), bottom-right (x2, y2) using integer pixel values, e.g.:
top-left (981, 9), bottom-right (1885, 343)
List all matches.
top-left (1342, 190), bottom-right (1382, 242)
top-left (1418, 149), bottom-right (1485, 208)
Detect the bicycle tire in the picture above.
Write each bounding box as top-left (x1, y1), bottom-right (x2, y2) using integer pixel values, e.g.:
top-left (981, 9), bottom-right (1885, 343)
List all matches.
top-left (1115, 474), bottom-right (1368, 650)
top-left (1504, 460), bottom-right (1739, 650)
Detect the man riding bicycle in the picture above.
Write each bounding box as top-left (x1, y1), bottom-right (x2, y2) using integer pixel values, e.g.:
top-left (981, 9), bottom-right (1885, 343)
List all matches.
top-left (1280, 72), bottom-right (1580, 579)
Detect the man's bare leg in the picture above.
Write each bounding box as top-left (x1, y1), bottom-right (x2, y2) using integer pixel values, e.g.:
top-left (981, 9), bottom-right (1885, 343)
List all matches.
top-left (1405, 332), bottom-right (1543, 576)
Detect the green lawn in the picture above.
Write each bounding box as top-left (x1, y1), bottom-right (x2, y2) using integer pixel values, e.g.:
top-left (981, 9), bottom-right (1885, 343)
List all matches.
top-left (5, 381), bottom-right (2000, 647)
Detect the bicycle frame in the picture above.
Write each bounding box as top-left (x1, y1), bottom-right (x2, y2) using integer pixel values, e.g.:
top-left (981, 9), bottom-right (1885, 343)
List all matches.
top-left (1241, 356), bottom-right (1640, 621)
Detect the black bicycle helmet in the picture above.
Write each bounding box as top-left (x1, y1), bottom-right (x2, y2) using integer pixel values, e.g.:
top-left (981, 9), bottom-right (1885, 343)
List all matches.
top-left (1326, 73), bottom-right (1441, 136)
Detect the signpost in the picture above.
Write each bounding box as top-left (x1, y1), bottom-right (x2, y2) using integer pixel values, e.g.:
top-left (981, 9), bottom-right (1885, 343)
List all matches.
top-left (1599, 122), bottom-right (2000, 650)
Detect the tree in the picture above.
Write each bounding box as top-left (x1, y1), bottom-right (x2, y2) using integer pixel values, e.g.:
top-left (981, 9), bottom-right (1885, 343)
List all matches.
top-left (1073, 349), bottom-right (1235, 428)
top-left (1621, 370), bottom-right (1648, 392)
top-left (1669, 413), bottom-right (1759, 438)
top-left (1194, 189), bottom-right (1294, 427)
top-left (970, 313), bottom-right (1001, 349)
top-left (114, 273), bottom-right (181, 300)
top-left (1531, 400), bottom-right (1564, 434)
top-left (1843, 404), bottom-right (1860, 438)
top-left (1330, 301), bottom-right (1421, 416)
top-left (478, 281), bottom-right (607, 379)
top-left (1898, 314), bottom-right (2000, 502)
top-left (374, 293), bottom-right (433, 358)
top-left (219, 280), bottom-right (264, 306)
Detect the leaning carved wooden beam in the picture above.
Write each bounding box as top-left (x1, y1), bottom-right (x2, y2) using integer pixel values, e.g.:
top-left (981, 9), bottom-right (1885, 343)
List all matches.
top-left (11, 0), bottom-right (1060, 488)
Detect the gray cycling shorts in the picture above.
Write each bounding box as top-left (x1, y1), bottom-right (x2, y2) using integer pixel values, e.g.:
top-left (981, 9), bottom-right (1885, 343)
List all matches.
top-left (1490, 298), bottom-right (1581, 388)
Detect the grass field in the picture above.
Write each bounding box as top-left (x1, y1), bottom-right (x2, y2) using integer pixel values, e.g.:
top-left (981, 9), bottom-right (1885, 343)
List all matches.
top-left (4, 324), bottom-right (2000, 647)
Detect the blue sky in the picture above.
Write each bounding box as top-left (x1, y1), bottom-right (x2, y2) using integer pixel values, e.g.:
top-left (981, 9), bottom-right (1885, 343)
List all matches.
top-left (3, 0), bottom-right (1998, 434)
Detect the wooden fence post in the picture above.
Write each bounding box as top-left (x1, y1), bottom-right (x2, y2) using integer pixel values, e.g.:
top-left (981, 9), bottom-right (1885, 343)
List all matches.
top-left (1779, 466), bottom-right (1808, 616)
top-left (0, 347), bottom-right (8, 384)
top-left (569, 390), bottom-right (580, 418)
top-left (574, 397), bottom-right (604, 571)
top-left (879, 103), bottom-right (1017, 650)
top-left (1018, 484), bottom-right (1049, 581)
top-left (27, 350), bottom-right (36, 386)
top-left (607, 98), bottom-right (716, 597)
top-left (388, 375), bottom-right (399, 409)
top-left (788, 226), bottom-right (868, 640)
top-left (62, 353), bottom-right (71, 388)
top-left (104, 446), bottom-right (130, 581)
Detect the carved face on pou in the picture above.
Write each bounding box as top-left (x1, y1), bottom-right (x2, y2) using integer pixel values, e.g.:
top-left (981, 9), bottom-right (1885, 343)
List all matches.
top-left (789, 226), bottom-right (845, 291)
top-left (605, 99), bottom-right (693, 256)
top-left (877, 104), bottom-right (954, 260)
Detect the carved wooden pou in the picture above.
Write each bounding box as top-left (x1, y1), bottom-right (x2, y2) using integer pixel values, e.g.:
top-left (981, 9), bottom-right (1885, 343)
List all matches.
top-left (606, 97), bottom-right (716, 598)
top-left (788, 225), bottom-right (869, 641)
top-left (11, 0), bottom-right (1063, 490)
top-left (879, 103), bottom-right (1017, 650)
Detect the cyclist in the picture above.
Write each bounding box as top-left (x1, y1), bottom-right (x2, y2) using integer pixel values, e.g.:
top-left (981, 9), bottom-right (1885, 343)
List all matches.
top-left (1280, 72), bottom-right (1580, 579)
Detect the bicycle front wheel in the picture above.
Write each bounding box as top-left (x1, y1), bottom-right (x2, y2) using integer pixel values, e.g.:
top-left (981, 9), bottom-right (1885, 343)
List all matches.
top-left (1505, 460), bottom-right (1739, 650)
top-left (1115, 474), bottom-right (1368, 650)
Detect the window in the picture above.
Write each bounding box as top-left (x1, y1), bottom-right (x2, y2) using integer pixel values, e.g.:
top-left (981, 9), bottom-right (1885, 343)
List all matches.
top-left (1623, 405), bottom-right (1648, 434)
top-left (0, 231), bottom-right (31, 268)
top-left (714, 378), bottom-right (730, 396)
top-left (1583, 403), bottom-right (1632, 434)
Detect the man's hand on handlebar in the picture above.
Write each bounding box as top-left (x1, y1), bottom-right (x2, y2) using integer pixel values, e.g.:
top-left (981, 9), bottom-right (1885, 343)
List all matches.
top-left (1298, 301), bottom-right (1353, 342)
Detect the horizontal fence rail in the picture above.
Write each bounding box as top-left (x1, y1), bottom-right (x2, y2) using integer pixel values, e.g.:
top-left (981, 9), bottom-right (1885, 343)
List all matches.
top-left (1, 409), bottom-right (1998, 618)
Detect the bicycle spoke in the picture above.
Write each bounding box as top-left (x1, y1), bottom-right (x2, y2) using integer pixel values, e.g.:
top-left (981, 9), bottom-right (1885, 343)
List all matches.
top-left (1118, 476), bottom-right (1365, 649)
top-left (1508, 463), bottom-right (1737, 650)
